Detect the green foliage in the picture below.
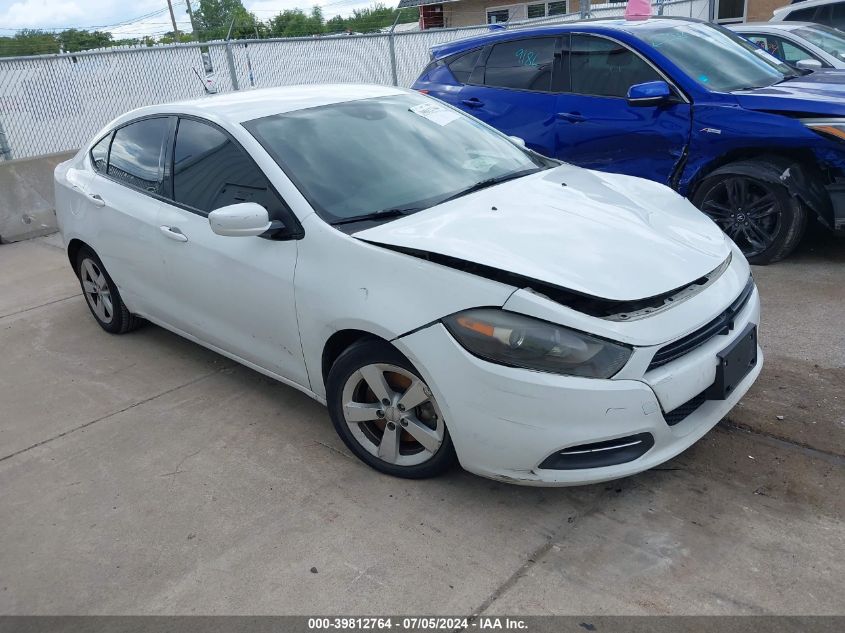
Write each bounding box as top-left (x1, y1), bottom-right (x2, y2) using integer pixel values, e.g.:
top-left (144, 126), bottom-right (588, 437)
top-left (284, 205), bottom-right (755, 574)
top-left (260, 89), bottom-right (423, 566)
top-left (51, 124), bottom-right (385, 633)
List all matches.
top-left (0, 3), bottom-right (420, 57)
top-left (0, 30), bottom-right (59, 57)
top-left (193, 0), bottom-right (259, 40)
top-left (268, 7), bottom-right (325, 38)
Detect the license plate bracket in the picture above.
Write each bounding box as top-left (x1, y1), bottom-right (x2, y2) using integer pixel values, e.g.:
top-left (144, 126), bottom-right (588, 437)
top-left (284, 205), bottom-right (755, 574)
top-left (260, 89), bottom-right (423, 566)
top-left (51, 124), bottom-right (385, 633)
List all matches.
top-left (706, 324), bottom-right (758, 400)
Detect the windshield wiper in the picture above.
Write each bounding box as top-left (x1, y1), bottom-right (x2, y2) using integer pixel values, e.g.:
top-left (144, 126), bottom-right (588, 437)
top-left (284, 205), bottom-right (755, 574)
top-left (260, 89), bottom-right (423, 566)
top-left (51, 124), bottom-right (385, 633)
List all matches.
top-left (438, 168), bottom-right (540, 205)
top-left (330, 207), bottom-right (419, 226)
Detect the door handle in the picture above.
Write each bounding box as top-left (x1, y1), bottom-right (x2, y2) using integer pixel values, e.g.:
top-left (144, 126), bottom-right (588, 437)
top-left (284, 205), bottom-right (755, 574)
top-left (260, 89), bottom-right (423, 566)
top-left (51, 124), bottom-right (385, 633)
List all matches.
top-left (159, 225), bottom-right (188, 242)
top-left (86, 192), bottom-right (106, 207)
top-left (557, 112), bottom-right (586, 123)
top-left (462, 98), bottom-right (484, 108)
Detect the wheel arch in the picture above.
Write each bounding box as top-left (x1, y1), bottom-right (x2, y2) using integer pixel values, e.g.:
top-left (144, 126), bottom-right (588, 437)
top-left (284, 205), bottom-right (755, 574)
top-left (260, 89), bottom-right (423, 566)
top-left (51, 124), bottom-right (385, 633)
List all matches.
top-left (321, 329), bottom-right (391, 390)
top-left (66, 238), bottom-right (91, 277)
top-left (686, 149), bottom-right (834, 228)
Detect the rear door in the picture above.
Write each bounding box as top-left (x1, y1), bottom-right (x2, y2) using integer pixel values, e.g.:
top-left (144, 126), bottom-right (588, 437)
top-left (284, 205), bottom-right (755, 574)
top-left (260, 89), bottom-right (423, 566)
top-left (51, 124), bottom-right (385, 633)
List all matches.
top-left (84, 116), bottom-right (174, 315)
top-left (553, 33), bottom-right (691, 185)
top-left (452, 36), bottom-right (560, 157)
top-left (155, 116), bottom-right (308, 387)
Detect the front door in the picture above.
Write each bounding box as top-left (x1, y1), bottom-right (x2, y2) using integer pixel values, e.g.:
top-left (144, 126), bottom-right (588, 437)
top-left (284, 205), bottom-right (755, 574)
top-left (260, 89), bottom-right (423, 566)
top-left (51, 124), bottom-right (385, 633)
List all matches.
top-left (155, 117), bottom-right (308, 387)
top-left (554, 33), bottom-right (691, 186)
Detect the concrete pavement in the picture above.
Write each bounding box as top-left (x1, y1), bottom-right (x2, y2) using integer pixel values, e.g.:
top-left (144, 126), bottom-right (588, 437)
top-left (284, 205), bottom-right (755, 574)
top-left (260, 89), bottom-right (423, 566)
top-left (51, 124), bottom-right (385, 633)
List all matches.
top-left (0, 233), bottom-right (843, 615)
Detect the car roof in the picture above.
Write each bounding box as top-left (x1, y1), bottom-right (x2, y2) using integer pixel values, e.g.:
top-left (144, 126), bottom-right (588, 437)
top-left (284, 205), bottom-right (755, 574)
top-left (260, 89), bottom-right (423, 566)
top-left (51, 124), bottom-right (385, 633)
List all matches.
top-left (429, 16), bottom-right (706, 59)
top-left (123, 84), bottom-right (407, 125)
top-left (773, 0), bottom-right (844, 17)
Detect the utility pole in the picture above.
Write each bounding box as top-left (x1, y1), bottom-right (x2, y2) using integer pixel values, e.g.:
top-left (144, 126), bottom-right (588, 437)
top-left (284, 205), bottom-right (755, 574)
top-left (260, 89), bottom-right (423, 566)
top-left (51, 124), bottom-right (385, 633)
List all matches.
top-left (185, 0), bottom-right (198, 35)
top-left (166, 0), bottom-right (180, 36)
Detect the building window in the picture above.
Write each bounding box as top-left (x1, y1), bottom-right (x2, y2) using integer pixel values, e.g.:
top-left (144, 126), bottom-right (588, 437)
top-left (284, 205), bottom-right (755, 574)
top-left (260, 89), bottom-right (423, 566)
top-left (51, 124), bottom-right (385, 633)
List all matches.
top-left (487, 1), bottom-right (569, 24)
top-left (527, 3), bottom-right (546, 18)
top-left (548, 1), bottom-right (568, 15)
top-left (487, 9), bottom-right (510, 23)
top-left (716, 0), bottom-right (746, 24)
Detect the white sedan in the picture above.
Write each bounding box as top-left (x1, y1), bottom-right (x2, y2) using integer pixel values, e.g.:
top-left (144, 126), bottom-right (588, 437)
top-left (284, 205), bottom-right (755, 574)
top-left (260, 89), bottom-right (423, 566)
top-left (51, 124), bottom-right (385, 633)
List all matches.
top-left (54, 85), bottom-right (762, 486)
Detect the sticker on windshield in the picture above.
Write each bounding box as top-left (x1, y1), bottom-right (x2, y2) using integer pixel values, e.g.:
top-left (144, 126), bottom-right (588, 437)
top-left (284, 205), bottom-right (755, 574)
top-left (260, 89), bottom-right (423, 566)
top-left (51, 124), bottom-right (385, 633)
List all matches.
top-left (409, 103), bottom-right (461, 126)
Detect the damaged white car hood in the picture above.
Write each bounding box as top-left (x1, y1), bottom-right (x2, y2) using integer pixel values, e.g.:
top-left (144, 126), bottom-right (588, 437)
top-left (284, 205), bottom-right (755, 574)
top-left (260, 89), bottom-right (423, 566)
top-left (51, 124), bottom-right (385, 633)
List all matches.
top-left (353, 165), bottom-right (731, 302)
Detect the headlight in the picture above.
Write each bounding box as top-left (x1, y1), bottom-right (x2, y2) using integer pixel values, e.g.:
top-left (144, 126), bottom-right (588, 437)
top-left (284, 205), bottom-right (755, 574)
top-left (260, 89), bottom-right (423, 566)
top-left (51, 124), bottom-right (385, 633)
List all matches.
top-left (442, 308), bottom-right (632, 378)
top-left (802, 118), bottom-right (845, 142)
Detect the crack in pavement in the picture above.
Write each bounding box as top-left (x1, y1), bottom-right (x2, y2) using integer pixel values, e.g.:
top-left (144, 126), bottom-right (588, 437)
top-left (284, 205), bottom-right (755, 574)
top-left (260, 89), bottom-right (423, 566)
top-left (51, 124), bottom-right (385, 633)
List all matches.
top-left (464, 489), bottom-right (614, 626)
top-left (720, 420), bottom-right (845, 465)
top-left (0, 367), bottom-right (233, 464)
top-left (0, 293), bottom-right (81, 320)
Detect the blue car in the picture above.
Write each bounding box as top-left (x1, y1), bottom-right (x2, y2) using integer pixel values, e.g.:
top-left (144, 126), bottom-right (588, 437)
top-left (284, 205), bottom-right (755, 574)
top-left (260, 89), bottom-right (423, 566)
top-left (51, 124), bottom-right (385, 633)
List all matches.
top-left (412, 17), bottom-right (845, 263)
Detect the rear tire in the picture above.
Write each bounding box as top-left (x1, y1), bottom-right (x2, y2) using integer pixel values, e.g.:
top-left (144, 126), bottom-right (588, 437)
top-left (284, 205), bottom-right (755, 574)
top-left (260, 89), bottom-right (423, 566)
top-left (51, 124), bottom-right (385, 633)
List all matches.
top-left (75, 247), bottom-right (142, 334)
top-left (326, 338), bottom-right (457, 479)
top-left (693, 160), bottom-right (807, 264)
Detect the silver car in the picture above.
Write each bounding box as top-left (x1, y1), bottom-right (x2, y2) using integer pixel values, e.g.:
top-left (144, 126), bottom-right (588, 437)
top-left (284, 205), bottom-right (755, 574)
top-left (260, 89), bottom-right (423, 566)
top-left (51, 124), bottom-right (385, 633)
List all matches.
top-left (731, 21), bottom-right (845, 69)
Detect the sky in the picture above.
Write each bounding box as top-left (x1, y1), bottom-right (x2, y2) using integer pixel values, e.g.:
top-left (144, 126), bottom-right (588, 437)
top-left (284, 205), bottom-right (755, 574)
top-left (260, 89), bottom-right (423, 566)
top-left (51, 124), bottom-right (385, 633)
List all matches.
top-left (0, 0), bottom-right (384, 38)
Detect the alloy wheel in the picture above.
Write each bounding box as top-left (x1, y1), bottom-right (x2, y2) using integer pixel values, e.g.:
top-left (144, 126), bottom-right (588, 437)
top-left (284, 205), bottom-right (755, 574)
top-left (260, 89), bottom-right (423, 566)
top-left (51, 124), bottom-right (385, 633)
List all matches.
top-left (700, 176), bottom-right (782, 258)
top-left (341, 363), bottom-right (445, 467)
top-left (80, 257), bottom-right (114, 325)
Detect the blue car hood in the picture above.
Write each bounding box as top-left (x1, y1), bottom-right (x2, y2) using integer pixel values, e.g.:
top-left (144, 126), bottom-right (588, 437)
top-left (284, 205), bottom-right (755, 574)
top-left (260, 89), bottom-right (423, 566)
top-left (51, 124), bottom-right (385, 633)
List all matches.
top-left (733, 72), bottom-right (845, 116)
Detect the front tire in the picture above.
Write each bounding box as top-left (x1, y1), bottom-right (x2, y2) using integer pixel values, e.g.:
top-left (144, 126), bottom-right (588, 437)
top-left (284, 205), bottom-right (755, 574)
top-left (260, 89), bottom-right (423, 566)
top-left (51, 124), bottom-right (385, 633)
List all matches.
top-left (75, 247), bottom-right (141, 334)
top-left (326, 338), bottom-right (456, 479)
top-left (693, 161), bottom-right (807, 264)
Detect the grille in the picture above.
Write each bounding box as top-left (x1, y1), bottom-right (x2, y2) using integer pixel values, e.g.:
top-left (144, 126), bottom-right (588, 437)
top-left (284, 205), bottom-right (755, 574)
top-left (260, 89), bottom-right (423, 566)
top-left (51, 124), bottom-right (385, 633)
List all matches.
top-left (648, 277), bottom-right (755, 371)
top-left (663, 391), bottom-right (707, 426)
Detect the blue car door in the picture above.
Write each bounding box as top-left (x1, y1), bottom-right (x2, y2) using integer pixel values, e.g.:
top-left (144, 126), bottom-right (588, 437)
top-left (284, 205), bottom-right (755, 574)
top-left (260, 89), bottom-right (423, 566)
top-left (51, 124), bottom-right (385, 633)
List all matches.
top-left (452, 36), bottom-right (561, 157)
top-left (554, 33), bottom-right (691, 185)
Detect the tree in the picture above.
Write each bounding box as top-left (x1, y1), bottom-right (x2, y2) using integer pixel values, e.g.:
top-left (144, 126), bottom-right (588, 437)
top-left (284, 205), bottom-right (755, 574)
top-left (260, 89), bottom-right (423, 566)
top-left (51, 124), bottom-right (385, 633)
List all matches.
top-left (57, 29), bottom-right (113, 53)
top-left (194, 0), bottom-right (259, 40)
top-left (324, 15), bottom-right (347, 34)
top-left (0, 30), bottom-right (59, 57)
top-left (268, 7), bottom-right (324, 38)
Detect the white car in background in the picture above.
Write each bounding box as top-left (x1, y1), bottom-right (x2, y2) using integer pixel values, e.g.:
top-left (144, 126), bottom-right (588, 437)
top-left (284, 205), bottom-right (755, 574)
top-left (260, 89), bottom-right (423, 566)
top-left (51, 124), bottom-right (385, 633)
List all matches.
top-left (772, 0), bottom-right (845, 29)
top-left (731, 21), bottom-right (845, 69)
top-left (53, 85), bottom-right (762, 486)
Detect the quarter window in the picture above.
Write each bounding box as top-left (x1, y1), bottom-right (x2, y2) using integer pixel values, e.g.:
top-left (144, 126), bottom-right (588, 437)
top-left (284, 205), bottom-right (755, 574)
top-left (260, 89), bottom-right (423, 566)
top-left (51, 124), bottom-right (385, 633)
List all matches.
top-left (483, 38), bottom-right (556, 92)
top-left (569, 34), bottom-right (661, 98)
top-left (173, 118), bottom-right (286, 218)
top-left (107, 118), bottom-right (169, 194)
top-left (90, 134), bottom-right (111, 173)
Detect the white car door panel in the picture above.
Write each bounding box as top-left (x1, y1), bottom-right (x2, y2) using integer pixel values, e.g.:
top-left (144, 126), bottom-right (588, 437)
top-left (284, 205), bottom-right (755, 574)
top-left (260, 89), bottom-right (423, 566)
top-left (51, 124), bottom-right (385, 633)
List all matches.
top-left (156, 204), bottom-right (306, 386)
top-left (152, 116), bottom-right (308, 387)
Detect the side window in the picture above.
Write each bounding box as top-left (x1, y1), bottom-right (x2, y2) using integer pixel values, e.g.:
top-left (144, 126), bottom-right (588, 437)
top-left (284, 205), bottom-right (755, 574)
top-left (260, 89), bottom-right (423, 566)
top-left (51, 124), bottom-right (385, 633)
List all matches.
top-left (172, 118), bottom-right (287, 219)
top-left (108, 118), bottom-right (169, 194)
top-left (90, 134), bottom-right (111, 174)
top-left (784, 7), bottom-right (818, 21)
top-left (831, 3), bottom-right (845, 29)
top-left (447, 49), bottom-right (482, 84)
top-left (483, 38), bottom-right (556, 92)
top-left (779, 38), bottom-right (816, 63)
top-left (570, 34), bottom-right (661, 98)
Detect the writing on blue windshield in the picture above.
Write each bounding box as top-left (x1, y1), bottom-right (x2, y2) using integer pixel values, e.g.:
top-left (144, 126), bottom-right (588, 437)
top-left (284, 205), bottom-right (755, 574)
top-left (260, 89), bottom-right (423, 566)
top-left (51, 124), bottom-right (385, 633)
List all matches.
top-left (515, 48), bottom-right (539, 67)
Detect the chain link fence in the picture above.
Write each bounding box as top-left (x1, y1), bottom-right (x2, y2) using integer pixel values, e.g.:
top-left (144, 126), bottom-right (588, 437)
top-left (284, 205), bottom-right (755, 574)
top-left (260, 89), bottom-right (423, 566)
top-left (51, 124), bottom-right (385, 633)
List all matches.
top-left (0, 0), bottom-right (706, 161)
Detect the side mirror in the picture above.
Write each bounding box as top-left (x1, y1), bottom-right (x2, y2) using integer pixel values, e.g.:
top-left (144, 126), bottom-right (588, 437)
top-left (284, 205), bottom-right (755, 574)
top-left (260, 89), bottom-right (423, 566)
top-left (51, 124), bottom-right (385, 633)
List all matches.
top-left (796, 58), bottom-right (823, 70)
top-left (208, 202), bottom-right (271, 237)
top-left (508, 135), bottom-right (526, 147)
top-left (627, 80), bottom-right (673, 107)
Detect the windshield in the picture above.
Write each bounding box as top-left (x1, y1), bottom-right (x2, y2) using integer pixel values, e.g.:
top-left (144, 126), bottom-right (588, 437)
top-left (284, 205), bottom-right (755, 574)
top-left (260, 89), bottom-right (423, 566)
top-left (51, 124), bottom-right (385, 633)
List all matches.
top-left (637, 22), bottom-right (795, 92)
top-left (794, 25), bottom-right (845, 59)
top-left (245, 93), bottom-right (551, 224)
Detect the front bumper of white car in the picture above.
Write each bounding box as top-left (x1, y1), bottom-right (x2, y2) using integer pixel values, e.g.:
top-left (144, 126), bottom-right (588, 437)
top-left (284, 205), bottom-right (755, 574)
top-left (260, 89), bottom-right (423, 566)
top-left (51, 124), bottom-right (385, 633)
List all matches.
top-left (394, 276), bottom-right (761, 487)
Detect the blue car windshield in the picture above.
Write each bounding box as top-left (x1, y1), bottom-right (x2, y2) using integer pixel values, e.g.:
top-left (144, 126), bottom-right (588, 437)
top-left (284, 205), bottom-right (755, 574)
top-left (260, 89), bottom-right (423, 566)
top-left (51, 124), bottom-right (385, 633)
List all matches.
top-left (793, 25), bottom-right (845, 60)
top-left (637, 22), bottom-right (795, 92)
